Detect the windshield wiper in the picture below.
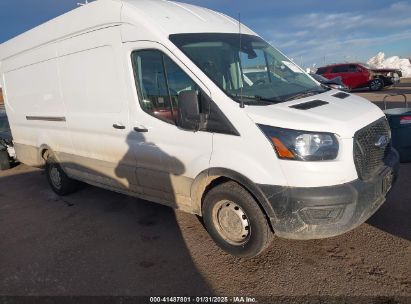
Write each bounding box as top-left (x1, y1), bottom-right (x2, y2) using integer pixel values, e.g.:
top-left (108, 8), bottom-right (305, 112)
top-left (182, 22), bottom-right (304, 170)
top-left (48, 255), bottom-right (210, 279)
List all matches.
top-left (231, 94), bottom-right (281, 104)
top-left (253, 95), bottom-right (282, 103)
top-left (283, 89), bottom-right (325, 102)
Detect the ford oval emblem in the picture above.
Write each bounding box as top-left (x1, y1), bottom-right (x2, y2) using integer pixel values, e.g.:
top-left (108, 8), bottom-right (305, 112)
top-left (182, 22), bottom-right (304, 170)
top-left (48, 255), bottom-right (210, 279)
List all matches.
top-left (375, 135), bottom-right (389, 148)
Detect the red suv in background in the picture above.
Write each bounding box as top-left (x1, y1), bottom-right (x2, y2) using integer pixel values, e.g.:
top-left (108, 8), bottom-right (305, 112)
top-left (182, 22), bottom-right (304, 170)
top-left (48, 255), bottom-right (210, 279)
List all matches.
top-left (316, 63), bottom-right (401, 91)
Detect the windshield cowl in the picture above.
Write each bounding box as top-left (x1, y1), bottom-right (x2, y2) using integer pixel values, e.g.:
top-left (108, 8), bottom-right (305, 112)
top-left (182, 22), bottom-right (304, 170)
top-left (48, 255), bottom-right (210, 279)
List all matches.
top-left (228, 94), bottom-right (282, 106)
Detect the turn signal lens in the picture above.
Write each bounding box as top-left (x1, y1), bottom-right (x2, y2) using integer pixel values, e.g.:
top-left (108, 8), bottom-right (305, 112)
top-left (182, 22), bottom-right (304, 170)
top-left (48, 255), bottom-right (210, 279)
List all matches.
top-left (271, 137), bottom-right (295, 159)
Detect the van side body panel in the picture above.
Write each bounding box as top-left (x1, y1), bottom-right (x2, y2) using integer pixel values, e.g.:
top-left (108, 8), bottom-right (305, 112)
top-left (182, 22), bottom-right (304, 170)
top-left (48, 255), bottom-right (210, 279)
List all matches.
top-left (0, 0), bottom-right (123, 168)
top-left (56, 25), bottom-right (137, 191)
top-left (3, 42), bottom-right (72, 167)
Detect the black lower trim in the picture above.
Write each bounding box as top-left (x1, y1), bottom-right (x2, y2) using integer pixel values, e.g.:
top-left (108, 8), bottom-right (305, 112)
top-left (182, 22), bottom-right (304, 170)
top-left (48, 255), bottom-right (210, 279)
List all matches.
top-left (258, 147), bottom-right (400, 240)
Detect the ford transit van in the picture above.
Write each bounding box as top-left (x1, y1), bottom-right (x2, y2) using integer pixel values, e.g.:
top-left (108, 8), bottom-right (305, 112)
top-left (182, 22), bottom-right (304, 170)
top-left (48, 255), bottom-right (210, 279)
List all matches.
top-left (0, 0), bottom-right (399, 257)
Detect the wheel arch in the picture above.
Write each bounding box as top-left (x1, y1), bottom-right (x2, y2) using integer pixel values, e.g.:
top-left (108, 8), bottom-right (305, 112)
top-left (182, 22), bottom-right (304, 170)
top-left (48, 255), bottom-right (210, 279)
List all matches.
top-left (191, 167), bottom-right (277, 231)
top-left (39, 144), bottom-right (53, 161)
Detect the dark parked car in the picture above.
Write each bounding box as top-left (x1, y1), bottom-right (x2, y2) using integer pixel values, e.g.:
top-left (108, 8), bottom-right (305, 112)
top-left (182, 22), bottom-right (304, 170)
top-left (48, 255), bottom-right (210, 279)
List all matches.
top-left (0, 107), bottom-right (15, 170)
top-left (316, 63), bottom-right (401, 91)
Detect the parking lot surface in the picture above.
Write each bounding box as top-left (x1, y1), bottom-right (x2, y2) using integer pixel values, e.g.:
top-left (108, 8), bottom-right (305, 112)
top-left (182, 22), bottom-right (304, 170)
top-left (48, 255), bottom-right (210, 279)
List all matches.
top-left (0, 81), bottom-right (410, 299)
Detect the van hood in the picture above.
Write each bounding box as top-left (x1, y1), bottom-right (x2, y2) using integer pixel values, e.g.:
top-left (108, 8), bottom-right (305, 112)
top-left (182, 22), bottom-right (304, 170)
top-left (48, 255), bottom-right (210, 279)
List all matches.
top-left (245, 90), bottom-right (384, 138)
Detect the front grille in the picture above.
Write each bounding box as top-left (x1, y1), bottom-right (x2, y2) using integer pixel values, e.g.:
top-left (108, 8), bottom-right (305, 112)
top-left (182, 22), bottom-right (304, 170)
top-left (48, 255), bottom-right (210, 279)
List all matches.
top-left (353, 118), bottom-right (391, 180)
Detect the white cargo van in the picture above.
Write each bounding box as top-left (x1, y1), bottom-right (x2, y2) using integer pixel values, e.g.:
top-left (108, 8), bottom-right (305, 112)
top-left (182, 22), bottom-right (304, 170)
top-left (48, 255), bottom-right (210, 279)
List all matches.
top-left (0, 0), bottom-right (399, 257)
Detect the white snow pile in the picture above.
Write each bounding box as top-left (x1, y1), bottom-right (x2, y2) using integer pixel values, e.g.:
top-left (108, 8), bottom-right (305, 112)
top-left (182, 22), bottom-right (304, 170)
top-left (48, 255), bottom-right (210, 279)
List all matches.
top-left (367, 52), bottom-right (411, 78)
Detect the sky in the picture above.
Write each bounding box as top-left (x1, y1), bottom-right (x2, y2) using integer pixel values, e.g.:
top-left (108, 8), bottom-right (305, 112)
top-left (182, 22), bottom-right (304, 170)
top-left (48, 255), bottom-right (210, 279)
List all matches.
top-left (0, 0), bottom-right (410, 67)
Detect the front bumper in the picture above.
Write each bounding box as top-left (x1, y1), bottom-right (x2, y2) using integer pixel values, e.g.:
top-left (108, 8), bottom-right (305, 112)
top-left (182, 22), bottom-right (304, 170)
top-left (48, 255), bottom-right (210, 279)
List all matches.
top-left (259, 147), bottom-right (400, 240)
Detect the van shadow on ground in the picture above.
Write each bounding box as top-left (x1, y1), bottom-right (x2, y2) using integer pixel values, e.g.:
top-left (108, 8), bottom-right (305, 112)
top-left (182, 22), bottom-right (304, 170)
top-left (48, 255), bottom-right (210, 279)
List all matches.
top-left (0, 129), bottom-right (212, 296)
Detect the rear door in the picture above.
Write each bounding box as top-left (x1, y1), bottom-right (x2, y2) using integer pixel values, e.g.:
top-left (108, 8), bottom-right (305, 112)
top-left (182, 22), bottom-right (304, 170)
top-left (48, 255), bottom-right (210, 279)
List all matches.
top-left (353, 64), bottom-right (370, 88)
top-left (345, 64), bottom-right (364, 89)
top-left (122, 41), bottom-right (213, 209)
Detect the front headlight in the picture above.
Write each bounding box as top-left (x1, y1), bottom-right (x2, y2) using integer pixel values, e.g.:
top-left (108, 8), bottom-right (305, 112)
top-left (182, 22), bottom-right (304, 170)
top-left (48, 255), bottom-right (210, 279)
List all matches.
top-left (258, 124), bottom-right (339, 161)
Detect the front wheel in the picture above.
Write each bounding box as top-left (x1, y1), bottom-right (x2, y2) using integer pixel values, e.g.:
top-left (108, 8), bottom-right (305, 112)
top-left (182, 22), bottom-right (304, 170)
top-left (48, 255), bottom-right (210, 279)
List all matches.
top-left (202, 181), bottom-right (273, 258)
top-left (369, 78), bottom-right (384, 91)
top-left (46, 155), bottom-right (80, 196)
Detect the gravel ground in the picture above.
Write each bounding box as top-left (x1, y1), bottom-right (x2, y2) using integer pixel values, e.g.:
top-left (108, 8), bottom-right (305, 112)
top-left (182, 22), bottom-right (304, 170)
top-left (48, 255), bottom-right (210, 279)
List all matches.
top-left (0, 80), bottom-right (410, 302)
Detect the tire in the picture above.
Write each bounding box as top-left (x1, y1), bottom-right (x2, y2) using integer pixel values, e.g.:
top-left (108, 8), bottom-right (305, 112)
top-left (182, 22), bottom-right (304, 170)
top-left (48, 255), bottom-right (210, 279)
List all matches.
top-left (369, 78), bottom-right (384, 91)
top-left (45, 155), bottom-right (79, 195)
top-left (0, 149), bottom-right (11, 171)
top-left (202, 181), bottom-right (273, 258)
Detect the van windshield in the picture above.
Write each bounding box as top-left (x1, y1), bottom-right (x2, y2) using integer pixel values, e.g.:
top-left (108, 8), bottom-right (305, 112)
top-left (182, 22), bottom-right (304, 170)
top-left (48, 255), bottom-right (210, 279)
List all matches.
top-left (170, 33), bottom-right (327, 105)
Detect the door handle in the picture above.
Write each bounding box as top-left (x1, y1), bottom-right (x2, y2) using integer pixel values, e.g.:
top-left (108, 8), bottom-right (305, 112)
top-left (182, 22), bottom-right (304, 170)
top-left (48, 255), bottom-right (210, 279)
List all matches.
top-left (113, 123), bottom-right (125, 130)
top-left (134, 126), bottom-right (148, 133)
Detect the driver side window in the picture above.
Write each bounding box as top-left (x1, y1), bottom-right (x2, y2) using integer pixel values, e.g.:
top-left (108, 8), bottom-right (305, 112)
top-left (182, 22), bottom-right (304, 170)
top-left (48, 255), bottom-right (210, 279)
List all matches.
top-left (131, 49), bottom-right (199, 124)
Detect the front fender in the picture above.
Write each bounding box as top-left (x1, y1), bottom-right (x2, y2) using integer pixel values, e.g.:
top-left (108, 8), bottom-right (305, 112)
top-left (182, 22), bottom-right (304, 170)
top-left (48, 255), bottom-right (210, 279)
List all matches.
top-left (190, 167), bottom-right (285, 222)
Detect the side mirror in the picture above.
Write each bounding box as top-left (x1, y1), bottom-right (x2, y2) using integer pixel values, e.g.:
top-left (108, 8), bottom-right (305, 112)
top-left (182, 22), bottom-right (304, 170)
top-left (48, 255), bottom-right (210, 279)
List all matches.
top-left (326, 76), bottom-right (344, 86)
top-left (177, 90), bottom-right (203, 131)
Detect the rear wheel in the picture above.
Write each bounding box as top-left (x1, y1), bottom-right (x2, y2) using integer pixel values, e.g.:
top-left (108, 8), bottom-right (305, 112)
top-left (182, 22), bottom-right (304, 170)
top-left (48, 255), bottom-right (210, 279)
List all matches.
top-left (202, 181), bottom-right (273, 258)
top-left (0, 149), bottom-right (11, 171)
top-left (369, 78), bottom-right (384, 91)
top-left (46, 155), bottom-right (79, 195)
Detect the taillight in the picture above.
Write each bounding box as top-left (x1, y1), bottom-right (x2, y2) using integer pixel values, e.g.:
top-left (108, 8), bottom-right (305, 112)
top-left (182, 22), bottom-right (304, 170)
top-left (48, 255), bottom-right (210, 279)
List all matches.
top-left (400, 116), bottom-right (411, 125)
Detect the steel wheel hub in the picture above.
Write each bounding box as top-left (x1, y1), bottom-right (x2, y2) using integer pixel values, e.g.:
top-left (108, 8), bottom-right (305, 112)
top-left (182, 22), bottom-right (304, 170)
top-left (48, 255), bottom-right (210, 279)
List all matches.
top-left (213, 200), bottom-right (250, 245)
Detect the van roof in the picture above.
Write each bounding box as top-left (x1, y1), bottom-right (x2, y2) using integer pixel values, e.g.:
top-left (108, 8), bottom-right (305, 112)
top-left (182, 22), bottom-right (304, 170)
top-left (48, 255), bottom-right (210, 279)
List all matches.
top-left (0, 0), bottom-right (256, 61)
top-left (124, 0), bottom-right (254, 35)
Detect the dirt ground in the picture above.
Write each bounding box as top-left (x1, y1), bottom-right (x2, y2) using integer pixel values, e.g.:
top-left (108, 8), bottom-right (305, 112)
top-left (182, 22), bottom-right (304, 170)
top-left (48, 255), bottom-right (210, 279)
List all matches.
top-left (0, 80), bottom-right (410, 302)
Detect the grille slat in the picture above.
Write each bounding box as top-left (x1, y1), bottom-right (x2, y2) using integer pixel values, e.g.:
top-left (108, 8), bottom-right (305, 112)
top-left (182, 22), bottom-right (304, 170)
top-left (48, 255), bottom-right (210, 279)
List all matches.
top-left (354, 118), bottom-right (391, 180)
